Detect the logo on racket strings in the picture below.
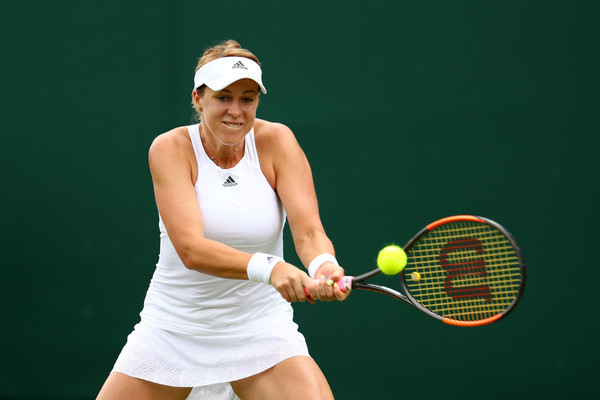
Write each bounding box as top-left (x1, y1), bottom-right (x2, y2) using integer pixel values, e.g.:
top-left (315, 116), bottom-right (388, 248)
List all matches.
top-left (439, 238), bottom-right (493, 302)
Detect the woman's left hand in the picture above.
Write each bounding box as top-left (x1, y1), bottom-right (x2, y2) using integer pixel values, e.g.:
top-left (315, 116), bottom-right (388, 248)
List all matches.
top-left (313, 262), bottom-right (351, 302)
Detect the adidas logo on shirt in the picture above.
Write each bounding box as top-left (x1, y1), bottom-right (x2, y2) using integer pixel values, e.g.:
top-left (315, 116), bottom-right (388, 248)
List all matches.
top-left (222, 176), bottom-right (238, 187)
top-left (232, 60), bottom-right (248, 70)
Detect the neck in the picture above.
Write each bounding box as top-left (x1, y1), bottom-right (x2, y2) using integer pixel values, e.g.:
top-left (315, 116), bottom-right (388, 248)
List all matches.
top-left (199, 127), bottom-right (244, 167)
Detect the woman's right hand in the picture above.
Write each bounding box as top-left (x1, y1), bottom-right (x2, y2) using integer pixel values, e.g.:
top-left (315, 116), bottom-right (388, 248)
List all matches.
top-left (270, 262), bottom-right (317, 304)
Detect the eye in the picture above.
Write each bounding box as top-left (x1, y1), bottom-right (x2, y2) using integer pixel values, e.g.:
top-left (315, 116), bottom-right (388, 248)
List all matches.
top-left (217, 96), bottom-right (229, 102)
top-left (242, 97), bottom-right (255, 104)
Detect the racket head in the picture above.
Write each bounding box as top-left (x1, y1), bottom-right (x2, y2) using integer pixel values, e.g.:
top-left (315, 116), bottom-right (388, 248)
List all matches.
top-left (400, 215), bottom-right (526, 326)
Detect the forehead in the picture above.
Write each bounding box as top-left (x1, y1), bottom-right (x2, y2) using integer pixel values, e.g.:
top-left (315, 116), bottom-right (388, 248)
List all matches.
top-left (218, 78), bottom-right (261, 93)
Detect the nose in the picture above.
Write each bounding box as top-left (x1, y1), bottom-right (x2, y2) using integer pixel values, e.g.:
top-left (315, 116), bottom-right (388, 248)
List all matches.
top-left (228, 99), bottom-right (242, 117)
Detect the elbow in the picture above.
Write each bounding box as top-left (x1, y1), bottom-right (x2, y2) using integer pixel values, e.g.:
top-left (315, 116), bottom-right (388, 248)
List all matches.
top-left (171, 233), bottom-right (209, 271)
top-left (177, 242), bottom-right (216, 273)
top-left (180, 254), bottom-right (196, 270)
top-left (177, 244), bottom-right (200, 271)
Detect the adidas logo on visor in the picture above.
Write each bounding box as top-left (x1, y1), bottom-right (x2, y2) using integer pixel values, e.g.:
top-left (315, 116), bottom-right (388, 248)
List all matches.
top-left (232, 60), bottom-right (248, 70)
top-left (222, 176), bottom-right (238, 187)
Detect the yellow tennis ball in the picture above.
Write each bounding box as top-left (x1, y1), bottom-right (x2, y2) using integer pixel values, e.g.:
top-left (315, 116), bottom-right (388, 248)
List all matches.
top-left (377, 245), bottom-right (407, 275)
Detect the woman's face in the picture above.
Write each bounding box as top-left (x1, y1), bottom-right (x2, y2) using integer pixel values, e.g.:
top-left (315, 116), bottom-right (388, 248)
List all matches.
top-left (196, 79), bottom-right (260, 147)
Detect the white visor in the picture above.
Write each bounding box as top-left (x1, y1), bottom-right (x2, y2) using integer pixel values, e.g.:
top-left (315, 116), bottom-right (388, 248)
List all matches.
top-left (194, 56), bottom-right (267, 94)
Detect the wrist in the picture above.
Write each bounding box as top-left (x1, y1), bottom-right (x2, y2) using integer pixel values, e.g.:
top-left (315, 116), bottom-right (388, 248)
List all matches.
top-left (247, 252), bottom-right (283, 284)
top-left (308, 253), bottom-right (339, 279)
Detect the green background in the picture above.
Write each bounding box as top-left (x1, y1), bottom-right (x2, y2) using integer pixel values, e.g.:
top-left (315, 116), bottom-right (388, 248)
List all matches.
top-left (1, 1), bottom-right (598, 399)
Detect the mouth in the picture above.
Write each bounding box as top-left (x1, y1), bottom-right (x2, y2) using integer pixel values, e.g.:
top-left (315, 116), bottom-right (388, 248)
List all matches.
top-left (223, 121), bottom-right (243, 128)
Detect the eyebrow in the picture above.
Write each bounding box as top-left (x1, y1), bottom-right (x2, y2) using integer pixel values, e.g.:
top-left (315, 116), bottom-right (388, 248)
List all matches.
top-left (219, 88), bottom-right (260, 95)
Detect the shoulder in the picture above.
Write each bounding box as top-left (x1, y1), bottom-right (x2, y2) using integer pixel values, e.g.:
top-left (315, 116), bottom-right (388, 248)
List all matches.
top-left (253, 119), bottom-right (300, 152)
top-left (252, 120), bottom-right (305, 188)
top-left (148, 126), bottom-right (195, 174)
top-left (149, 126), bottom-right (191, 155)
top-left (149, 126), bottom-right (193, 161)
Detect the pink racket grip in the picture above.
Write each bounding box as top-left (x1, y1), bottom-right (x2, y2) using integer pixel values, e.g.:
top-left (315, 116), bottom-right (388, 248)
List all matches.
top-left (304, 276), bottom-right (354, 298)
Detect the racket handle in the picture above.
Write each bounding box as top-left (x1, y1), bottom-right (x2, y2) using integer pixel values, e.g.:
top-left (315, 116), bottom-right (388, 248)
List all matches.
top-left (304, 276), bottom-right (354, 298)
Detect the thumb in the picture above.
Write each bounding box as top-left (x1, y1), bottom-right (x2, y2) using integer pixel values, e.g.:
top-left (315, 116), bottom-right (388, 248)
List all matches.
top-left (302, 274), bottom-right (317, 303)
top-left (329, 267), bottom-right (345, 282)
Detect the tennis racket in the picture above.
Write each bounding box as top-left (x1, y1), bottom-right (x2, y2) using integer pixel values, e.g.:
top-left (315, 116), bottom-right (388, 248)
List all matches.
top-left (328, 215), bottom-right (526, 327)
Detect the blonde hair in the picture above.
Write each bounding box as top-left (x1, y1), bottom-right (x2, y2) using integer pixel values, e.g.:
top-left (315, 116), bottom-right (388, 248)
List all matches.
top-left (195, 39), bottom-right (260, 73)
top-left (191, 40), bottom-right (261, 117)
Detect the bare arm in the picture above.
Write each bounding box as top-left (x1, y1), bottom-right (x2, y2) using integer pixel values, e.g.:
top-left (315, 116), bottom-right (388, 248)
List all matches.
top-left (148, 128), bottom-right (252, 279)
top-left (256, 121), bottom-right (349, 301)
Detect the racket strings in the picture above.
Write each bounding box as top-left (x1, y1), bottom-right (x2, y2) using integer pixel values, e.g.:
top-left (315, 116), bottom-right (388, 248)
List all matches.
top-left (403, 221), bottom-right (523, 322)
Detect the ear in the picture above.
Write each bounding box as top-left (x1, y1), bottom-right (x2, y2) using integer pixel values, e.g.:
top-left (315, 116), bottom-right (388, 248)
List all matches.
top-left (192, 90), bottom-right (203, 113)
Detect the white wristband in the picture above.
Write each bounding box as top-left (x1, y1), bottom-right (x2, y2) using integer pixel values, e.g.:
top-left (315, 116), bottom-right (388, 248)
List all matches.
top-left (308, 253), bottom-right (339, 279)
top-left (247, 252), bottom-right (283, 284)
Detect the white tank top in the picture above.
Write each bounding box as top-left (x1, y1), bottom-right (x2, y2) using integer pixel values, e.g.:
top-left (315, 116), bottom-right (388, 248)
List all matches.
top-left (139, 125), bottom-right (293, 335)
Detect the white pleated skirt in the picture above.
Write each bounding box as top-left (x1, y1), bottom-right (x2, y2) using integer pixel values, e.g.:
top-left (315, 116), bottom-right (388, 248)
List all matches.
top-left (112, 320), bottom-right (310, 399)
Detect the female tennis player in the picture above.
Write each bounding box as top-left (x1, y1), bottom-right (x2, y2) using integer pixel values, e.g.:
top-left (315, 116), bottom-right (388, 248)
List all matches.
top-left (96, 40), bottom-right (349, 400)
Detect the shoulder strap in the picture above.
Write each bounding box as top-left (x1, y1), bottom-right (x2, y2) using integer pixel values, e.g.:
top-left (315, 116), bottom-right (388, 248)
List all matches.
top-left (187, 124), bottom-right (210, 167)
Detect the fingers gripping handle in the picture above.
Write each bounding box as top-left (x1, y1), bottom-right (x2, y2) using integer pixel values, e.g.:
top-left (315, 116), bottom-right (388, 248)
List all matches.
top-left (304, 276), bottom-right (354, 298)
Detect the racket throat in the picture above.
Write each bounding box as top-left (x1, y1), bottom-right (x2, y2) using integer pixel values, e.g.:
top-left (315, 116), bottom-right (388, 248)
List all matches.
top-left (354, 282), bottom-right (412, 305)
